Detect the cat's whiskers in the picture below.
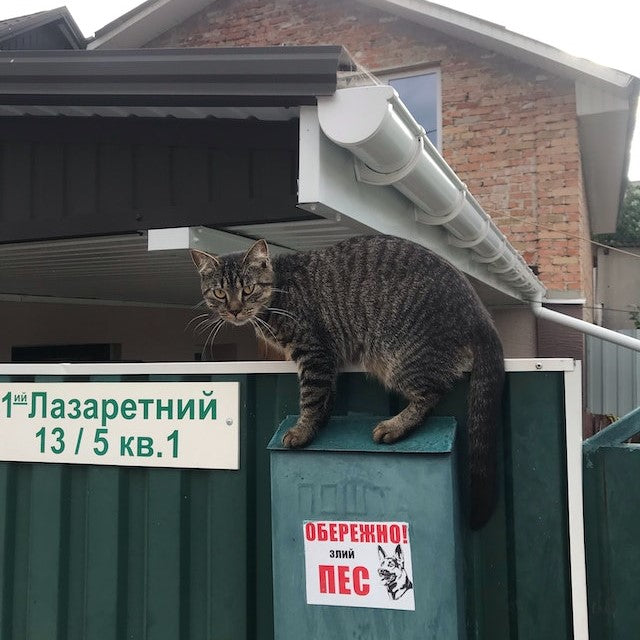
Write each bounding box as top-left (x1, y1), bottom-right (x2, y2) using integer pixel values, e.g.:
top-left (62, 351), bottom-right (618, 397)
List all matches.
top-left (193, 318), bottom-right (219, 335)
top-left (253, 315), bottom-right (279, 343)
top-left (185, 313), bottom-right (211, 332)
top-left (266, 307), bottom-right (298, 322)
top-left (203, 319), bottom-right (225, 358)
top-left (249, 318), bottom-right (269, 359)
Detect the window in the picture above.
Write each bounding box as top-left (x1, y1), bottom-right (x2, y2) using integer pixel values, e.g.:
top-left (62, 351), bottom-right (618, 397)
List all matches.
top-left (11, 343), bottom-right (121, 363)
top-left (387, 70), bottom-right (441, 150)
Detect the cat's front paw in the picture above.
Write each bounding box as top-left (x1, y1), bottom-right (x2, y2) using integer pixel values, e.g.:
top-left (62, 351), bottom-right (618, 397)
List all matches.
top-left (282, 423), bottom-right (315, 448)
top-left (372, 418), bottom-right (406, 444)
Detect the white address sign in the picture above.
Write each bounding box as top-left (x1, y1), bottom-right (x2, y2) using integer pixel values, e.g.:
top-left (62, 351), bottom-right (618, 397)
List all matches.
top-left (0, 382), bottom-right (239, 469)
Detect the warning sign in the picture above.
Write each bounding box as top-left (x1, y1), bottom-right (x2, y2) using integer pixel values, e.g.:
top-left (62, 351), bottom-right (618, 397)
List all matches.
top-left (303, 520), bottom-right (415, 611)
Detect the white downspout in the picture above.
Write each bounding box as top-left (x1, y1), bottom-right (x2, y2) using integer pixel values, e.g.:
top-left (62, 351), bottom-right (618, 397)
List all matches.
top-left (532, 302), bottom-right (640, 352)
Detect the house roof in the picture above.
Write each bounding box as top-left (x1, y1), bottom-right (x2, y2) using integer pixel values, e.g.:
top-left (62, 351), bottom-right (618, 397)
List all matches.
top-left (358, 0), bottom-right (635, 95)
top-left (88, 0), bottom-right (214, 48)
top-left (0, 6), bottom-right (85, 50)
top-left (88, 0), bottom-right (635, 92)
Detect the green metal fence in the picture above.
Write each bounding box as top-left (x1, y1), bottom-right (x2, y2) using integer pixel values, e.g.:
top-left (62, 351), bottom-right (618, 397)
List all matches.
top-left (583, 405), bottom-right (640, 639)
top-left (0, 367), bottom-right (578, 639)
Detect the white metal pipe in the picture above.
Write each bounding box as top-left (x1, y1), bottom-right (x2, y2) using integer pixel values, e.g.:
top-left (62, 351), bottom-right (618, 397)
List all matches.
top-left (532, 303), bottom-right (640, 352)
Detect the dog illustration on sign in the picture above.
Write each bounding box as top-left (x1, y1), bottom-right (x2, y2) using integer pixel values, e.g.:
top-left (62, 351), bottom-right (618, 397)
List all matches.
top-left (377, 544), bottom-right (413, 600)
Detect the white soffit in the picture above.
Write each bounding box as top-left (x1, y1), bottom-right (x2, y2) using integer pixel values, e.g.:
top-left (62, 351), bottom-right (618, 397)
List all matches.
top-left (226, 219), bottom-right (377, 252)
top-left (0, 233), bottom-right (201, 306)
top-left (576, 82), bottom-right (636, 234)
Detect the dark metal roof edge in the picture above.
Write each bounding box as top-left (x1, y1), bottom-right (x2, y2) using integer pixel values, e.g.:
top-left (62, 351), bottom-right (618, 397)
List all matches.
top-left (0, 46), bottom-right (355, 107)
top-left (0, 44), bottom-right (352, 61)
top-left (0, 7), bottom-right (86, 48)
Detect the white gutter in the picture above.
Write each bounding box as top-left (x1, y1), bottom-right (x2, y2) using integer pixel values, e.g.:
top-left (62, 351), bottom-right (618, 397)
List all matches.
top-left (317, 85), bottom-right (545, 302)
top-left (316, 86), bottom-right (640, 355)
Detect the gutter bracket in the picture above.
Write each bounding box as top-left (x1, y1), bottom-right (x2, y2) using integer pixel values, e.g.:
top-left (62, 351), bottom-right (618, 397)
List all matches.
top-left (472, 239), bottom-right (507, 263)
top-left (448, 216), bottom-right (491, 248)
top-left (415, 188), bottom-right (467, 226)
top-left (354, 135), bottom-right (424, 186)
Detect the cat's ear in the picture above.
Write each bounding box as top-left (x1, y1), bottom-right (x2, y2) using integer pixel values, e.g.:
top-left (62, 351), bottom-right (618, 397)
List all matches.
top-left (243, 239), bottom-right (270, 268)
top-left (377, 545), bottom-right (386, 561)
top-left (190, 250), bottom-right (220, 275)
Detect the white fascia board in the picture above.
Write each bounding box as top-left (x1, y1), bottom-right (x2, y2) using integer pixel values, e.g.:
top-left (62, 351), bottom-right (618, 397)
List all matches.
top-left (300, 99), bottom-right (542, 302)
top-left (299, 106), bottom-right (517, 301)
top-left (576, 81), bottom-right (636, 234)
top-left (88, 0), bottom-right (214, 49)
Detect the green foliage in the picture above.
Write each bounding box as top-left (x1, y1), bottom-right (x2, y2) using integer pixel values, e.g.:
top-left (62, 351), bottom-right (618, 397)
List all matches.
top-left (630, 305), bottom-right (640, 330)
top-left (595, 183), bottom-right (640, 247)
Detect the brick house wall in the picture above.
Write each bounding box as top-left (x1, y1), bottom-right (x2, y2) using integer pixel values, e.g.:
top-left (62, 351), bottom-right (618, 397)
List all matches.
top-left (148, 0), bottom-right (593, 305)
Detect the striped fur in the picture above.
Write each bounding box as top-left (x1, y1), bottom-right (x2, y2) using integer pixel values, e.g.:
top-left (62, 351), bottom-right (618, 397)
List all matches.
top-left (191, 235), bottom-right (504, 529)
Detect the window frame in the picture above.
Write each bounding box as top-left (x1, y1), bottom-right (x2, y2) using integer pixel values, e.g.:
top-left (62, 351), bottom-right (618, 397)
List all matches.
top-left (379, 66), bottom-right (443, 153)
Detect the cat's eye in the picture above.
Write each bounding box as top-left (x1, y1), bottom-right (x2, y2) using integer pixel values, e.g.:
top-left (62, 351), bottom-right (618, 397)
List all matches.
top-left (212, 288), bottom-right (226, 300)
top-left (242, 284), bottom-right (255, 295)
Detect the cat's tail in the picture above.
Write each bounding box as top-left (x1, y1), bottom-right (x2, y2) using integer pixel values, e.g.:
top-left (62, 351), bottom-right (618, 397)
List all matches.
top-left (467, 322), bottom-right (504, 530)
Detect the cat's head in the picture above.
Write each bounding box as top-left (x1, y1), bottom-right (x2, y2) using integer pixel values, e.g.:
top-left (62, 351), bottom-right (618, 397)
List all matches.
top-left (190, 239), bottom-right (274, 326)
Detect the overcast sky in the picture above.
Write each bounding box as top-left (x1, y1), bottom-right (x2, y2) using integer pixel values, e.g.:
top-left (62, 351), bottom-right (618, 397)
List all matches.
top-left (1, 0), bottom-right (639, 179)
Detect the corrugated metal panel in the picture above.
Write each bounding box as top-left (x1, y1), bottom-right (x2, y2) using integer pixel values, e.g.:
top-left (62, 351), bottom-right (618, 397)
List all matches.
top-left (0, 372), bottom-right (279, 640)
top-left (587, 330), bottom-right (640, 416)
top-left (227, 219), bottom-right (373, 251)
top-left (0, 371), bottom-right (574, 639)
top-left (0, 234), bottom-right (202, 305)
top-left (0, 117), bottom-right (305, 245)
top-left (0, 105), bottom-right (298, 120)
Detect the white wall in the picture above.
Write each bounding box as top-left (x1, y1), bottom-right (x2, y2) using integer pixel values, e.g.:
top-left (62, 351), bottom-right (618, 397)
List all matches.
top-left (0, 301), bottom-right (264, 363)
top-left (492, 307), bottom-right (537, 358)
top-left (0, 300), bottom-right (534, 364)
top-left (596, 247), bottom-right (640, 330)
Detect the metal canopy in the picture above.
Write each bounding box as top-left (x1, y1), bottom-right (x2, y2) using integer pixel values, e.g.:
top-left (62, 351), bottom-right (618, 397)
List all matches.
top-left (0, 45), bottom-right (530, 307)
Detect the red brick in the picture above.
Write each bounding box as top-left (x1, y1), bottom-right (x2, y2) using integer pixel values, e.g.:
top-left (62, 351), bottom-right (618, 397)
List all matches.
top-left (147, 0), bottom-right (591, 297)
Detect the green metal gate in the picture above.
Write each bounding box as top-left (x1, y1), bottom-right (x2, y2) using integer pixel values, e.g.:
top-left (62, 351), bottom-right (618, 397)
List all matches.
top-left (0, 362), bottom-right (583, 639)
top-left (583, 406), bottom-right (640, 639)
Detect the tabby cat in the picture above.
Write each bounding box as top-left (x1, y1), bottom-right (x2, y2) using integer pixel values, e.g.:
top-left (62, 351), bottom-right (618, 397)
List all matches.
top-left (191, 235), bottom-right (504, 529)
